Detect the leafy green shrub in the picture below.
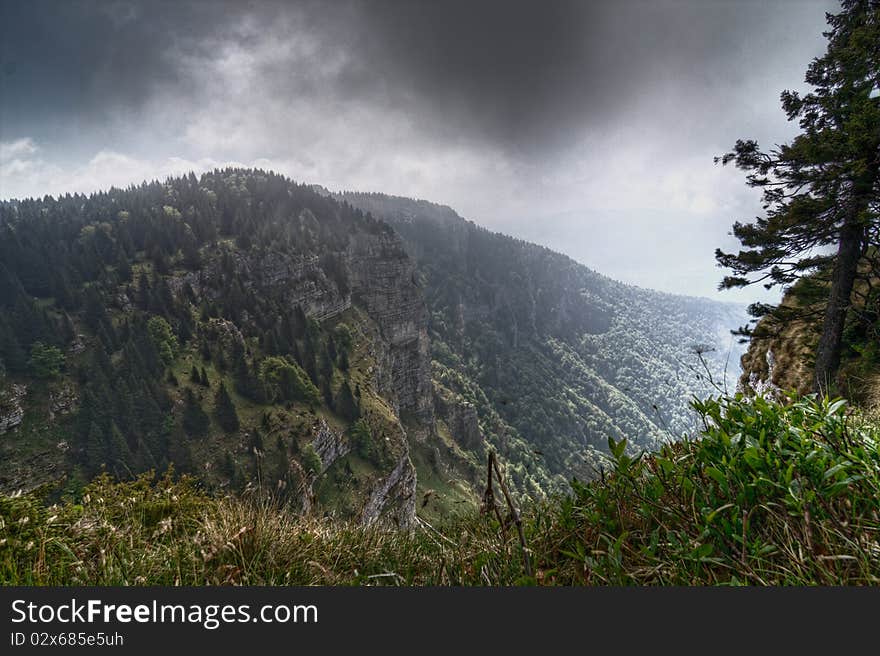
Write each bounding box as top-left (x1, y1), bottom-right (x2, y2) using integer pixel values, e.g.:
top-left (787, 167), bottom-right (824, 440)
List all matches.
top-left (258, 356), bottom-right (319, 404)
top-left (302, 444), bottom-right (322, 475)
top-left (28, 342), bottom-right (65, 379)
top-left (545, 394), bottom-right (880, 584)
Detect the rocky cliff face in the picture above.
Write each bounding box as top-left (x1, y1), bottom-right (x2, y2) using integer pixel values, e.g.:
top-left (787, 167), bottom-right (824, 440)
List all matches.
top-left (170, 228), bottom-right (433, 427)
top-left (434, 386), bottom-right (483, 451)
top-left (0, 384), bottom-right (27, 435)
top-left (346, 232), bottom-right (434, 424)
top-left (360, 447), bottom-right (417, 528)
top-left (48, 384), bottom-right (78, 419)
top-left (169, 248), bottom-right (349, 322)
top-left (334, 190), bottom-right (751, 500)
top-left (736, 289), bottom-right (821, 397)
top-left (311, 419), bottom-right (352, 472)
top-left (298, 419), bottom-right (352, 515)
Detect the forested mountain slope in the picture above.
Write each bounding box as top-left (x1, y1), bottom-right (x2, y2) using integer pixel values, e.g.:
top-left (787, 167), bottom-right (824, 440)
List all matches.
top-left (0, 170), bottom-right (480, 524)
top-left (336, 192), bottom-right (748, 494)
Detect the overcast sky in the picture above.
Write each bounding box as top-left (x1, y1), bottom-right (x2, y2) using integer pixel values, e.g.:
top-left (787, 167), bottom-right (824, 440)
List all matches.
top-left (0, 0), bottom-right (838, 303)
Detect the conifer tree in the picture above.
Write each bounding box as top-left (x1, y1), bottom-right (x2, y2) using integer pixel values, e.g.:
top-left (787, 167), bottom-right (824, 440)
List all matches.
top-left (214, 381), bottom-right (240, 433)
top-left (335, 380), bottom-right (360, 423)
top-left (107, 424), bottom-right (133, 475)
top-left (182, 387), bottom-right (210, 437)
top-left (717, 0), bottom-right (880, 393)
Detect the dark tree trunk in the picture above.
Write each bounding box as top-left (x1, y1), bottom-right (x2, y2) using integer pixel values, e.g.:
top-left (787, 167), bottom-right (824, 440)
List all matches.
top-left (813, 219), bottom-right (862, 395)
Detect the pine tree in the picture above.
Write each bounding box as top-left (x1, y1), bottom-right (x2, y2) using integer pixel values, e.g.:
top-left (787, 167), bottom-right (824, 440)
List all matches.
top-left (335, 380), bottom-right (360, 423)
top-left (182, 235), bottom-right (202, 270)
top-left (319, 344), bottom-right (334, 383)
top-left (0, 263), bottom-right (24, 310)
top-left (214, 381), bottom-right (240, 433)
top-left (137, 272), bottom-right (152, 310)
top-left (115, 251), bottom-right (132, 283)
top-left (190, 365), bottom-right (201, 384)
top-left (261, 329), bottom-right (279, 356)
top-left (232, 346), bottom-right (260, 401)
top-left (167, 426), bottom-right (194, 473)
top-left (717, 0), bottom-right (880, 393)
top-left (292, 305), bottom-right (308, 339)
top-left (182, 387), bottom-right (210, 437)
top-left (200, 339), bottom-right (212, 361)
top-left (326, 334), bottom-right (337, 362)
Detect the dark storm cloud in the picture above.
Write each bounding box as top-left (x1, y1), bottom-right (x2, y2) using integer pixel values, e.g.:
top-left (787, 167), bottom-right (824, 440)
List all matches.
top-left (351, 0), bottom-right (831, 157)
top-left (2, 2), bottom-right (170, 128)
top-left (350, 0), bottom-right (593, 153)
top-left (1, 0), bottom-right (829, 157)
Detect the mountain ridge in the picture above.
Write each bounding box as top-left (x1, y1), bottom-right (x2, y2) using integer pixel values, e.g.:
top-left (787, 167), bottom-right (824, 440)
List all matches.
top-left (316, 186), bottom-right (748, 309)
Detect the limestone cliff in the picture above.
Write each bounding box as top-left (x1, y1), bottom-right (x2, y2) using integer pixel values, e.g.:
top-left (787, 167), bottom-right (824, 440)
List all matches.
top-left (0, 384), bottom-right (27, 435)
top-left (434, 385), bottom-right (483, 451)
top-left (346, 232), bottom-right (434, 423)
top-left (169, 227), bottom-right (433, 427)
top-left (0, 384), bottom-right (26, 435)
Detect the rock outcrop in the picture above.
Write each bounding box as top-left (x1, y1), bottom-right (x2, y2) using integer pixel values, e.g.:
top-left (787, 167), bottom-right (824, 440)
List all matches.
top-left (434, 387), bottom-right (483, 451)
top-left (171, 228), bottom-right (434, 427)
top-left (297, 419), bottom-right (352, 515)
top-left (49, 384), bottom-right (78, 419)
top-left (0, 384), bottom-right (27, 435)
top-left (360, 448), bottom-right (417, 528)
top-left (311, 419), bottom-right (351, 474)
top-left (740, 349), bottom-right (782, 399)
top-left (346, 232), bottom-right (434, 423)
top-left (202, 318), bottom-right (246, 352)
top-left (163, 225), bottom-right (437, 526)
top-left (298, 418), bottom-right (416, 526)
